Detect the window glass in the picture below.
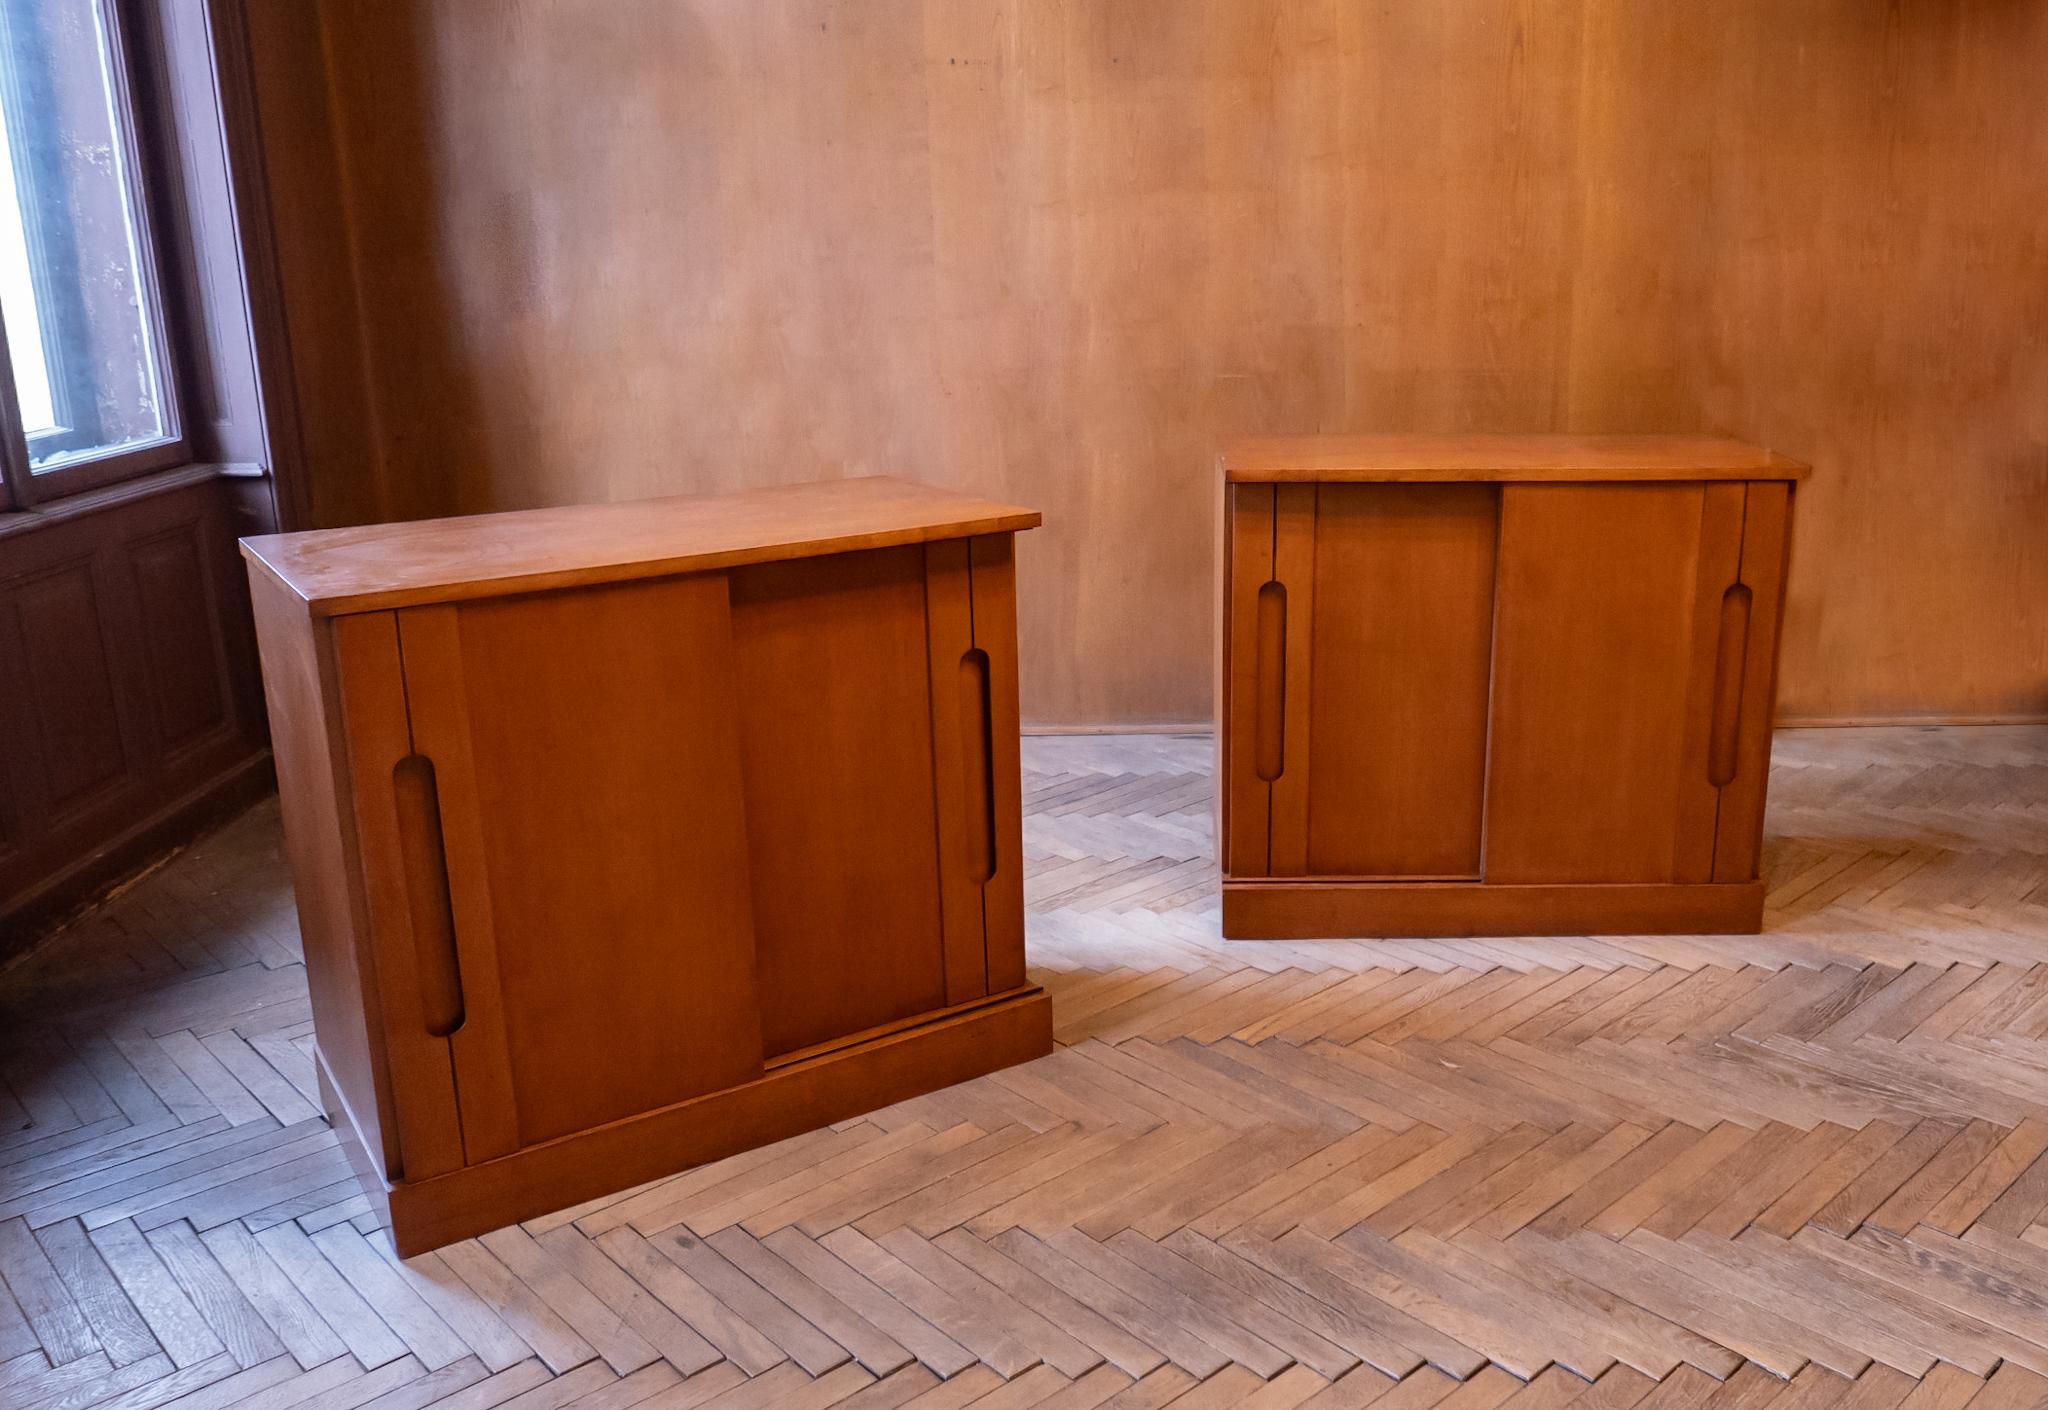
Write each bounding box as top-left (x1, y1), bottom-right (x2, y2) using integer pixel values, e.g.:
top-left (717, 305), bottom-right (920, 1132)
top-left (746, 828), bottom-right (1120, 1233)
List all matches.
top-left (0, 0), bottom-right (173, 472)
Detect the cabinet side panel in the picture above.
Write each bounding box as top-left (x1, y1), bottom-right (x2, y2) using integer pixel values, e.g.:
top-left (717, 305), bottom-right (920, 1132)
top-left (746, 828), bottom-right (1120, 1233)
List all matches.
top-left (1305, 484), bottom-right (1498, 878)
top-left (732, 546), bottom-right (950, 1058)
top-left (1485, 483), bottom-right (1718, 884)
top-left (245, 572), bottom-right (399, 1177)
top-left (425, 576), bottom-right (765, 1148)
top-left (1714, 482), bottom-right (1794, 882)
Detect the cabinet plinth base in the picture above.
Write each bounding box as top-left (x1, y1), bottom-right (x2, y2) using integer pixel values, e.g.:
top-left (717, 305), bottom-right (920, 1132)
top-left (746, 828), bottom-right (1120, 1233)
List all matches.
top-left (320, 988), bottom-right (1052, 1256)
top-left (1222, 880), bottom-right (1764, 939)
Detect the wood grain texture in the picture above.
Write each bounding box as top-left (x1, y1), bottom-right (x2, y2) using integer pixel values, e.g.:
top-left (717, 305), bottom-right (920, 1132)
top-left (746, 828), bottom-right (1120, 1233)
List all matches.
top-left (383, 993), bottom-right (1052, 1256)
top-left (1300, 485), bottom-right (1497, 879)
top-left (922, 539), bottom-right (988, 1007)
top-left (1217, 458), bottom-right (1792, 935)
top-left (240, 478), bottom-right (1040, 618)
top-left (1484, 484), bottom-right (1732, 886)
top-left (239, 0), bottom-right (2048, 724)
top-left (5, 725), bottom-right (2048, 1407)
top-left (242, 490), bottom-right (1042, 1255)
top-left (1264, 488), bottom-right (1317, 878)
top-left (0, 471), bottom-right (267, 949)
top-left (731, 547), bottom-right (953, 1059)
top-left (319, 609), bottom-right (439, 1182)
top-left (1220, 881), bottom-right (1766, 941)
top-left (1223, 434), bottom-right (1807, 482)
top-left (1713, 484), bottom-right (1795, 884)
top-left (1220, 487), bottom-right (1274, 878)
top-left (971, 536), bottom-right (1030, 995)
top-left (386, 606), bottom-right (519, 1166)
top-left (400, 577), bottom-right (766, 1148)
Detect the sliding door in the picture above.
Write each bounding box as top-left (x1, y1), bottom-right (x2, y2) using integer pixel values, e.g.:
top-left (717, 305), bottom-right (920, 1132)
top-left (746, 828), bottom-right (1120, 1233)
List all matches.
top-left (1484, 483), bottom-right (1748, 884)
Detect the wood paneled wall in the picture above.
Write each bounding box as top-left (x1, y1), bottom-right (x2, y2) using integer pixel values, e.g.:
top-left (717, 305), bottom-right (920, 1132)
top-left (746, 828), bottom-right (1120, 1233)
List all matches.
top-left (0, 472), bottom-right (270, 943)
top-left (243, 1), bottom-right (2048, 726)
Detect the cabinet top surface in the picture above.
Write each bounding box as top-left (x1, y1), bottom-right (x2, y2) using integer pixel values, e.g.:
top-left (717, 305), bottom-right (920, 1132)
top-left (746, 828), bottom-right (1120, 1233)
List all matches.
top-left (1222, 433), bottom-right (1810, 483)
top-left (241, 476), bottom-right (1042, 616)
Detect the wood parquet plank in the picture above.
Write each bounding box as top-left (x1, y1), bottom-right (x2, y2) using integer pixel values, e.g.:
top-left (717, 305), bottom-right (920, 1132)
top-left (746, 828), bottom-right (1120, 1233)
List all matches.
top-left (2, 728), bottom-right (2046, 1407)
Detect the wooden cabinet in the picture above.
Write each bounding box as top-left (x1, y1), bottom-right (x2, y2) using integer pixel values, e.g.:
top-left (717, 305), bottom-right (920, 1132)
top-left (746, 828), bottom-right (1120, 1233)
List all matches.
top-left (1218, 436), bottom-right (1803, 939)
top-left (243, 477), bottom-right (1050, 1253)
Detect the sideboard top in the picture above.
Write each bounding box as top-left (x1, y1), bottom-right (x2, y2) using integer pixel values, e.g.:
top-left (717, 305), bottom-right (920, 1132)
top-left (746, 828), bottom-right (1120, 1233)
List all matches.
top-left (1221, 433), bottom-right (1810, 484)
top-left (242, 476), bottom-right (1042, 617)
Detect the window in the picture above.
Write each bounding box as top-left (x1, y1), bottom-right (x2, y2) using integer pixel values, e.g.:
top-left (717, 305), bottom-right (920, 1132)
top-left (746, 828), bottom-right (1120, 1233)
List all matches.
top-left (0, 0), bottom-right (184, 506)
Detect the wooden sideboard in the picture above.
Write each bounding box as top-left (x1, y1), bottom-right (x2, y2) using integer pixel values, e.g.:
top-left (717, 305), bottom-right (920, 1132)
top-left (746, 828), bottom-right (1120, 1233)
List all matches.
top-left (242, 476), bottom-right (1050, 1253)
top-left (1217, 434), bottom-right (1805, 940)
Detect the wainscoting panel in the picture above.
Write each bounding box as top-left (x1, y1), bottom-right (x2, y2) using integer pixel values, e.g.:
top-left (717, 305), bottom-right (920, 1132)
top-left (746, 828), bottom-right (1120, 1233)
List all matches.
top-left (0, 469), bottom-right (269, 947)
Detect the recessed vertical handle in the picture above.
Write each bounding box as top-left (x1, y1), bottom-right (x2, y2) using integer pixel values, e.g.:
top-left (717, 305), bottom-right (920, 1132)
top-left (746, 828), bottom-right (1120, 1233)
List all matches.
top-left (958, 648), bottom-right (996, 883)
top-left (1708, 583), bottom-right (1754, 788)
top-left (1253, 580), bottom-right (1287, 782)
top-left (392, 754), bottom-right (466, 1037)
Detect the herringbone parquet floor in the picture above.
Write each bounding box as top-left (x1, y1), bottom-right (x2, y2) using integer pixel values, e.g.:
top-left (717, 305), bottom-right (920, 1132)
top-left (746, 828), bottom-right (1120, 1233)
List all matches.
top-left (3, 727), bottom-right (2047, 1410)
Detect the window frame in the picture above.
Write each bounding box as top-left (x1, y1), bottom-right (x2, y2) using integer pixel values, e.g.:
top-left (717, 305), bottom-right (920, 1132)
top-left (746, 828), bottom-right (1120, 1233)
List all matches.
top-left (0, 0), bottom-right (192, 512)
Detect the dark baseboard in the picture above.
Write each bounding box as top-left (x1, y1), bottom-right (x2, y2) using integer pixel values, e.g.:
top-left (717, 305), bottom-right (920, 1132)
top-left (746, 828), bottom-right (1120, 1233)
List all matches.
top-left (0, 750), bottom-right (277, 967)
